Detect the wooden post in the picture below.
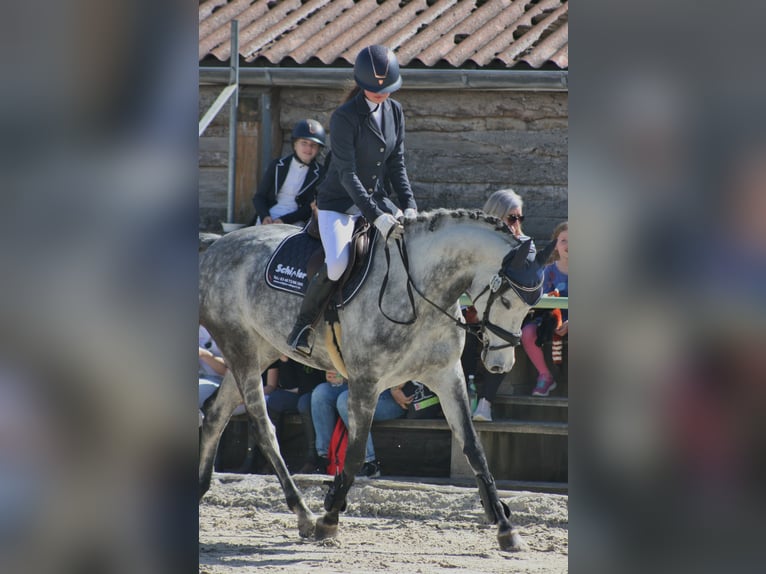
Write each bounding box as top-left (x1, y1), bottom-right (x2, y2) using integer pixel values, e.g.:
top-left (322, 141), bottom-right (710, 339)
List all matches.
top-left (234, 91), bottom-right (260, 224)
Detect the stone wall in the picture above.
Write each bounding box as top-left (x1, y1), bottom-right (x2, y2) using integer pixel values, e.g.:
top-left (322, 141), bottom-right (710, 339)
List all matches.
top-left (199, 84), bottom-right (567, 241)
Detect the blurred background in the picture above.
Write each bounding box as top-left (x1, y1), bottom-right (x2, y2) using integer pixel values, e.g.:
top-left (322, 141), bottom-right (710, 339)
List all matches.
top-left (0, 1), bottom-right (198, 573)
top-left (0, 1), bottom-right (764, 573)
top-left (571, 1), bottom-right (766, 573)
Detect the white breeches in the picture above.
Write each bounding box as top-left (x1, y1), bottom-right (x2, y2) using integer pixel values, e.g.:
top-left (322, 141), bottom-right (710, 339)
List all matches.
top-left (317, 209), bottom-right (361, 281)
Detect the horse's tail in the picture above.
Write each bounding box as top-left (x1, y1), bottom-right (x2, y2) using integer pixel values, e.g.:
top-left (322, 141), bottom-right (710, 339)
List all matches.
top-left (199, 232), bottom-right (222, 253)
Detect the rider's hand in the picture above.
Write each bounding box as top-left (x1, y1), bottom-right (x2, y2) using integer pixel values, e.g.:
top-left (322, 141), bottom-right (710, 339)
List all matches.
top-left (374, 213), bottom-right (404, 240)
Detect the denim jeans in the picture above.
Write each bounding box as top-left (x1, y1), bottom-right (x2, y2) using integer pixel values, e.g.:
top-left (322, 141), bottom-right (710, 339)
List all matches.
top-left (312, 381), bottom-right (406, 462)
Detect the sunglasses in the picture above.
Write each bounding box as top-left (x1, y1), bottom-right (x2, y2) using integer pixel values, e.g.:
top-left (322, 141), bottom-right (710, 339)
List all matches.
top-left (506, 214), bottom-right (525, 223)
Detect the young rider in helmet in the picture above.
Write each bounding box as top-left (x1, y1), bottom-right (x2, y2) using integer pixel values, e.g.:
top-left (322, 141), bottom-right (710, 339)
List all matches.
top-left (287, 45), bottom-right (418, 355)
top-left (252, 118), bottom-right (326, 227)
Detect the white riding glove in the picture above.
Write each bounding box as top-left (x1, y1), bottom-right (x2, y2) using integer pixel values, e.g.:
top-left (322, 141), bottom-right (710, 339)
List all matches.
top-left (374, 213), bottom-right (404, 240)
top-left (403, 208), bottom-right (417, 219)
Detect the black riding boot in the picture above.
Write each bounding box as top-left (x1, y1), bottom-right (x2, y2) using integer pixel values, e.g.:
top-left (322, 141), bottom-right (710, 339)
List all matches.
top-left (287, 265), bottom-right (337, 355)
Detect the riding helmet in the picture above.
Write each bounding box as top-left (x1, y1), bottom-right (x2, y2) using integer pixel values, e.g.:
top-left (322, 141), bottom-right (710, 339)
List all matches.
top-left (354, 45), bottom-right (402, 94)
top-left (291, 119), bottom-right (326, 146)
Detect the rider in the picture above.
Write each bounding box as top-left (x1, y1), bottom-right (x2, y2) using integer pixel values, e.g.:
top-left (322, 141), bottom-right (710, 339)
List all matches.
top-left (252, 119), bottom-right (326, 227)
top-left (287, 45), bottom-right (418, 355)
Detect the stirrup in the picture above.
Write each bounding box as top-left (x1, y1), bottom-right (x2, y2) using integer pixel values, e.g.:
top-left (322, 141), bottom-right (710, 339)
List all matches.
top-left (289, 325), bottom-right (314, 356)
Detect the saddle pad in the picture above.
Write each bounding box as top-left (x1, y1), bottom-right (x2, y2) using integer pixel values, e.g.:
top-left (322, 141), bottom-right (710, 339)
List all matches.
top-left (264, 228), bottom-right (377, 306)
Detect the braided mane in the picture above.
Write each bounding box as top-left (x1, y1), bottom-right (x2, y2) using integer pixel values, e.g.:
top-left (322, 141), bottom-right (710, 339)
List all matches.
top-left (404, 208), bottom-right (513, 236)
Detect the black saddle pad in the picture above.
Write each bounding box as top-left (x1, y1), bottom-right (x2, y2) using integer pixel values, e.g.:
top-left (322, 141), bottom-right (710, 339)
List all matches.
top-left (264, 227), bottom-right (377, 306)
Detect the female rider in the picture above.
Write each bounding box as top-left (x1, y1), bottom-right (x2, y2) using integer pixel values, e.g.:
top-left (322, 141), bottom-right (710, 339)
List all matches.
top-left (287, 45), bottom-right (417, 354)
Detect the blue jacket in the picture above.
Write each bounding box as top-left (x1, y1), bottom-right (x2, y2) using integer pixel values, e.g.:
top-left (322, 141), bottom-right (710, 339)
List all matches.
top-left (317, 91), bottom-right (417, 223)
top-left (252, 153), bottom-right (322, 225)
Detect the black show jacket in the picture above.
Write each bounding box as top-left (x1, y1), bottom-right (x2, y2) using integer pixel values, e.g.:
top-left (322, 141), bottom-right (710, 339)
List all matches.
top-left (252, 153), bottom-right (322, 225)
top-left (317, 91), bottom-right (416, 223)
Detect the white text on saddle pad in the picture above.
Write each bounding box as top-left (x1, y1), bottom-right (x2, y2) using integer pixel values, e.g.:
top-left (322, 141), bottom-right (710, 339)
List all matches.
top-left (275, 264), bottom-right (308, 280)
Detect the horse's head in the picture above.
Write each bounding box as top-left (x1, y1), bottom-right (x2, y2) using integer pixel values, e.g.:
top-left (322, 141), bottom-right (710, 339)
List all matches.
top-left (472, 237), bottom-right (556, 373)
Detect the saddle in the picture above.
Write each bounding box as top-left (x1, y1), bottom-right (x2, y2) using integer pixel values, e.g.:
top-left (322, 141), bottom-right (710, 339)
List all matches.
top-left (265, 216), bottom-right (377, 308)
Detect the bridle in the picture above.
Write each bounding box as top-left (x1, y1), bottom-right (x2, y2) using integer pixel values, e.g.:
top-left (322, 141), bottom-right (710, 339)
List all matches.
top-left (378, 238), bottom-right (541, 350)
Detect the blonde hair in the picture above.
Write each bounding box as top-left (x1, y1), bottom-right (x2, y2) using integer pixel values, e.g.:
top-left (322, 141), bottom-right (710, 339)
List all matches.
top-left (548, 221), bottom-right (568, 263)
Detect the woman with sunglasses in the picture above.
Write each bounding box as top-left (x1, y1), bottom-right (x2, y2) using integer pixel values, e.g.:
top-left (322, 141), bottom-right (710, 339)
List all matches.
top-left (459, 189), bottom-right (527, 421)
top-left (483, 188), bottom-right (526, 237)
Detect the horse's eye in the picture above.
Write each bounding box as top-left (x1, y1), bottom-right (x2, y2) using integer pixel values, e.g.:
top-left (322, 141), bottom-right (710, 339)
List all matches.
top-left (500, 296), bottom-right (511, 309)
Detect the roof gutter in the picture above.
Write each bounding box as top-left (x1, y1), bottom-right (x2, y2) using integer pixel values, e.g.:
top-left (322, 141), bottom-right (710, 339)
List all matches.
top-left (199, 67), bottom-right (567, 92)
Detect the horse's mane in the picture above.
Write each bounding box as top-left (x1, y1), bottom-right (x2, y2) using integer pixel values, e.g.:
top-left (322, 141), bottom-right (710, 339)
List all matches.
top-left (405, 208), bottom-right (516, 238)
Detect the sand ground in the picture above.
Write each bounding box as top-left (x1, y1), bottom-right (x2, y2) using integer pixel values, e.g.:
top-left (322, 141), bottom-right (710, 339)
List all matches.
top-left (199, 473), bottom-right (568, 573)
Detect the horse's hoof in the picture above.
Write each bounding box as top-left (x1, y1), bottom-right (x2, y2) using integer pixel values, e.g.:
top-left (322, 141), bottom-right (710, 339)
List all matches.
top-left (498, 528), bottom-right (525, 552)
top-left (315, 516), bottom-right (339, 540)
top-left (298, 514), bottom-right (316, 539)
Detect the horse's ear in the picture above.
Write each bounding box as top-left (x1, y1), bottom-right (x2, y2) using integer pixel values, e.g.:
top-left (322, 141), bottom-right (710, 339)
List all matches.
top-left (511, 238), bottom-right (533, 270)
top-left (535, 239), bottom-right (556, 266)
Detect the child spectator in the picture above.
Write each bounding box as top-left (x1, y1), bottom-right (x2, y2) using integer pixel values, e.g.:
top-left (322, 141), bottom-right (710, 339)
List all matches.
top-left (522, 222), bottom-right (568, 396)
top-left (252, 119), bottom-right (326, 227)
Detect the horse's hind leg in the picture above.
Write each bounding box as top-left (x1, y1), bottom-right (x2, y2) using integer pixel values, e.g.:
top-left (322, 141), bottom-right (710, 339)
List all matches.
top-left (433, 368), bottom-right (525, 552)
top-left (199, 370), bottom-right (241, 501)
top-left (233, 360), bottom-right (316, 539)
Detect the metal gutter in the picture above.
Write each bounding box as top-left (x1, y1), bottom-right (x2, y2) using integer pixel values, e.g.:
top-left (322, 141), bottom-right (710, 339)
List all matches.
top-left (199, 67), bottom-right (568, 92)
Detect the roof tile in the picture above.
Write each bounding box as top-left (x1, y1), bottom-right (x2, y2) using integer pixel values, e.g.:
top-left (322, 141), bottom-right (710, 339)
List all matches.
top-left (199, 0), bottom-right (568, 70)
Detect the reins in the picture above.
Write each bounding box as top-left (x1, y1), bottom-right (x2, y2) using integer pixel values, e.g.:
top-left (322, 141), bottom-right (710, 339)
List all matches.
top-left (378, 236), bottom-right (522, 347)
top-left (378, 237), bottom-right (480, 339)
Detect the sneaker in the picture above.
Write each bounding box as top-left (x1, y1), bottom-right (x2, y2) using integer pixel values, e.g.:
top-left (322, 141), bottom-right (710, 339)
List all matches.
top-left (472, 398), bottom-right (493, 422)
top-left (358, 460), bottom-right (381, 478)
top-left (532, 376), bottom-right (557, 397)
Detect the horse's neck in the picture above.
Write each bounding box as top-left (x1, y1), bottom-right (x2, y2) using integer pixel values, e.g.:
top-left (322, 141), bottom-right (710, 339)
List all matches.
top-left (403, 219), bottom-right (505, 305)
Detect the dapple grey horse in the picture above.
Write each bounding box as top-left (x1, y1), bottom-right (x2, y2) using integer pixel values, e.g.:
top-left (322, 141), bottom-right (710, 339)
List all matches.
top-left (199, 208), bottom-right (553, 551)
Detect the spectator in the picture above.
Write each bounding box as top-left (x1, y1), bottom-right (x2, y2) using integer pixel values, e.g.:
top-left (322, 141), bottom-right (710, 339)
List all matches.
top-left (287, 45), bottom-right (418, 355)
top-left (263, 355), bottom-right (325, 474)
top-left (462, 188), bottom-right (526, 421)
top-left (522, 221), bottom-right (568, 397)
top-left (311, 370), bottom-right (411, 477)
top-left (460, 306), bottom-right (504, 422)
top-left (198, 326), bottom-right (245, 426)
top-left (252, 119), bottom-right (326, 228)
top-left (482, 188), bottom-right (526, 238)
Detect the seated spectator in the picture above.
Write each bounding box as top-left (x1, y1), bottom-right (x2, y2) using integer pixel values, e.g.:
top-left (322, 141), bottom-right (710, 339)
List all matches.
top-left (263, 355), bottom-right (325, 473)
top-left (522, 221), bottom-right (568, 397)
top-left (311, 370), bottom-right (411, 477)
top-left (198, 325), bottom-right (245, 426)
top-left (251, 119), bottom-right (326, 227)
top-left (460, 305), bottom-right (503, 422)
top-left (482, 187), bottom-right (526, 238)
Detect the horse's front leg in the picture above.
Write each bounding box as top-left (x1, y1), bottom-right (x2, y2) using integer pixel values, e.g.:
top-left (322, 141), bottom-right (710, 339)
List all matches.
top-left (432, 366), bottom-right (525, 552)
top-left (315, 383), bottom-right (376, 540)
top-left (235, 364), bottom-right (316, 539)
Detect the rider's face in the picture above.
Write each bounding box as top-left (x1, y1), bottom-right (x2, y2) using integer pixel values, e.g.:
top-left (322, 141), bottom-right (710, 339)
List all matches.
top-left (363, 90), bottom-right (390, 105)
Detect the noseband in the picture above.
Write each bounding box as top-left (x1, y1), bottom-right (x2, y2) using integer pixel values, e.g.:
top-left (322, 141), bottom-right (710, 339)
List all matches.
top-left (471, 273), bottom-right (543, 351)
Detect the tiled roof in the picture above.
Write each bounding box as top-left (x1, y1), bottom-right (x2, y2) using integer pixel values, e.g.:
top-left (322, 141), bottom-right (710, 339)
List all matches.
top-left (199, 0), bottom-right (568, 70)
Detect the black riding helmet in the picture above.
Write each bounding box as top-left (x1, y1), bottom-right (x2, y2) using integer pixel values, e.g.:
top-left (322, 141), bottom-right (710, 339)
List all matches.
top-left (354, 45), bottom-right (402, 94)
top-left (291, 119), bottom-right (326, 147)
